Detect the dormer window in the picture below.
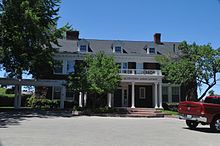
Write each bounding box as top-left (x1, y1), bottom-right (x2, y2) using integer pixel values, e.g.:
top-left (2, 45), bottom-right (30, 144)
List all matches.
top-left (114, 46), bottom-right (122, 53)
top-left (80, 45), bottom-right (87, 52)
top-left (149, 48), bottom-right (155, 54)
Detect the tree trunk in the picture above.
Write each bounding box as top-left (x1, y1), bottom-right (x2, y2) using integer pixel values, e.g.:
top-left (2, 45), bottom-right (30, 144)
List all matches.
top-left (185, 79), bottom-right (198, 101)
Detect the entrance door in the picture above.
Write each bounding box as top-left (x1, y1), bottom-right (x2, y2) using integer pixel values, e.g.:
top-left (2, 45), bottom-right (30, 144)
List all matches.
top-left (122, 88), bottom-right (128, 107)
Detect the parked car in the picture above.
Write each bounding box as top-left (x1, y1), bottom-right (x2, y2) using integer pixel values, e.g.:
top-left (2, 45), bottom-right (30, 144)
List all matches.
top-left (178, 96), bottom-right (220, 132)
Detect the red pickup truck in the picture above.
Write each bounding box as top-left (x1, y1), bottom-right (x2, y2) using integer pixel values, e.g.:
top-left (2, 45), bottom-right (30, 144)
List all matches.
top-left (178, 96), bottom-right (220, 132)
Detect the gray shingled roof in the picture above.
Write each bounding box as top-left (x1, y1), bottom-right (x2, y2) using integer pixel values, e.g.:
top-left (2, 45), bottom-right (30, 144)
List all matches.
top-left (55, 38), bottom-right (181, 56)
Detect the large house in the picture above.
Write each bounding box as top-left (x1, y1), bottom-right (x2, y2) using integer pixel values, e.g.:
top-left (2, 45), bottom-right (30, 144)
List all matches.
top-left (43, 31), bottom-right (186, 109)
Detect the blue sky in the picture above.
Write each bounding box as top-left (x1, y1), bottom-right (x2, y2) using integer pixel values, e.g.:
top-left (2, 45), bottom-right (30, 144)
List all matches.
top-left (57, 0), bottom-right (220, 96)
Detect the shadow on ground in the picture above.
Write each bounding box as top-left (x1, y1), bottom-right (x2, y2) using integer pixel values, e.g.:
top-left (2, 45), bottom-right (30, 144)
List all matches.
top-left (183, 127), bottom-right (219, 134)
top-left (0, 109), bottom-right (72, 128)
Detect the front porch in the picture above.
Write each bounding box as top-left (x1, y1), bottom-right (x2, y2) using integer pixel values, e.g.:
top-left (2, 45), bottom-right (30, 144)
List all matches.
top-left (107, 69), bottom-right (164, 109)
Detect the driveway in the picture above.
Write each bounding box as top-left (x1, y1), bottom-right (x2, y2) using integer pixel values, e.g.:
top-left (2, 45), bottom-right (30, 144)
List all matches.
top-left (0, 113), bottom-right (219, 146)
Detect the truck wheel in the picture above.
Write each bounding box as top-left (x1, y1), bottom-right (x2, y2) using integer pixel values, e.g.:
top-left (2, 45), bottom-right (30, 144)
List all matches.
top-left (210, 118), bottom-right (220, 132)
top-left (186, 120), bottom-right (198, 129)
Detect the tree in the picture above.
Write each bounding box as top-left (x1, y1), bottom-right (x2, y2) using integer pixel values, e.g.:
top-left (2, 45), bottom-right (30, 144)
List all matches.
top-left (0, 0), bottom-right (69, 79)
top-left (68, 52), bottom-right (121, 109)
top-left (208, 90), bottom-right (215, 96)
top-left (86, 52), bottom-right (121, 95)
top-left (156, 41), bottom-right (220, 101)
top-left (68, 61), bottom-right (88, 93)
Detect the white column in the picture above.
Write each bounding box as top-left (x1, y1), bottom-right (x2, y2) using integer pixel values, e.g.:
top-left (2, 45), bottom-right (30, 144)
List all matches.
top-left (79, 92), bottom-right (83, 107)
top-left (83, 92), bottom-right (87, 107)
top-left (131, 82), bottom-right (135, 108)
top-left (159, 83), bottom-right (163, 109)
top-left (154, 83), bottom-right (158, 108)
top-left (60, 86), bottom-right (66, 109)
top-left (112, 94), bottom-right (114, 107)
top-left (107, 93), bottom-right (112, 108)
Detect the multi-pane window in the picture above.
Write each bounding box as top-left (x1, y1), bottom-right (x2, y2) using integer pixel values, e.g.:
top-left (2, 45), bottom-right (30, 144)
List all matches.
top-left (80, 45), bottom-right (87, 52)
top-left (162, 86), bottom-right (169, 102)
top-left (54, 60), bottom-right (63, 74)
top-left (172, 87), bottom-right (180, 102)
top-left (66, 87), bottom-right (75, 101)
top-left (67, 60), bottom-right (75, 74)
top-left (136, 63), bottom-right (143, 74)
top-left (139, 87), bottom-right (146, 99)
top-left (117, 62), bottom-right (128, 73)
top-left (114, 46), bottom-right (122, 53)
top-left (149, 48), bottom-right (155, 54)
top-left (53, 86), bottom-right (61, 99)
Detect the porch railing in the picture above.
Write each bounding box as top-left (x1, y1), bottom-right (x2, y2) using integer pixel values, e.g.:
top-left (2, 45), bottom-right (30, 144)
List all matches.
top-left (119, 69), bottom-right (162, 76)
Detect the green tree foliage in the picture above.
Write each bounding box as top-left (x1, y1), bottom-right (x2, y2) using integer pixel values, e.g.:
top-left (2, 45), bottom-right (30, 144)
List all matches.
top-left (68, 61), bottom-right (88, 93)
top-left (85, 52), bottom-right (121, 95)
top-left (0, 0), bottom-right (70, 79)
top-left (68, 52), bottom-right (121, 108)
top-left (156, 41), bottom-right (220, 101)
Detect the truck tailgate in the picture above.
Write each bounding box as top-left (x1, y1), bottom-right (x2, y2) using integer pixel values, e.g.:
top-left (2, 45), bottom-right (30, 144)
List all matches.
top-left (178, 101), bottom-right (204, 116)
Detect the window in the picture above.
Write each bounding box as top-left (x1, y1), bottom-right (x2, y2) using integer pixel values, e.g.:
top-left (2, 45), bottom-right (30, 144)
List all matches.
top-left (66, 87), bottom-right (75, 101)
top-left (136, 63), bottom-right (143, 74)
top-left (80, 45), bottom-right (87, 52)
top-left (53, 86), bottom-right (61, 99)
top-left (114, 46), bottom-right (122, 53)
top-left (67, 60), bottom-right (75, 74)
top-left (204, 98), bottom-right (220, 104)
top-left (149, 48), bottom-right (155, 54)
top-left (122, 62), bottom-right (128, 69)
top-left (54, 60), bottom-right (63, 74)
top-left (122, 62), bottom-right (128, 73)
top-left (172, 87), bottom-right (180, 102)
top-left (162, 86), bottom-right (168, 102)
top-left (139, 87), bottom-right (146, 99)
top-left (117, 62), bottom-right (128, 73)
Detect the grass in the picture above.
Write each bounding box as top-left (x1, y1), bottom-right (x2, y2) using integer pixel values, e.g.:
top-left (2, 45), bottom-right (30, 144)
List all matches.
top-left (0, 88), bottom-right (15, 98)
top-left (161, 110), bottom-right (179, 116)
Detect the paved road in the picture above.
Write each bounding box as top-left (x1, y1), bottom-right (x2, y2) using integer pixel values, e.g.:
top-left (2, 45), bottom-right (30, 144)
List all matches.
top-left (0, 115), bottom-right (219, 146)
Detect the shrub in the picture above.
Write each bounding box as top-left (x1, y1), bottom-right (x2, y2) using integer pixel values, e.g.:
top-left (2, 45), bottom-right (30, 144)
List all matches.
top-left (94, 106), bottom-right (117, 113)
top-left (162, 102), bottom-right (179, 112)
top-left (5, 88), bottom-right (14, 94)
top-left (26, 96), bottom-right (59, 109)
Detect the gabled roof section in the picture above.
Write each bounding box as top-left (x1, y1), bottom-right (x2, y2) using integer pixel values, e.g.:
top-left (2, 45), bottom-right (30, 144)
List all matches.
top-left (55, 38), bottom-right (181, 56)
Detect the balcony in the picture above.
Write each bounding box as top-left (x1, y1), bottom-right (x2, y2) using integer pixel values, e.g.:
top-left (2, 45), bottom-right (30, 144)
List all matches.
top-left (119, 69), bottom-right (162, 76)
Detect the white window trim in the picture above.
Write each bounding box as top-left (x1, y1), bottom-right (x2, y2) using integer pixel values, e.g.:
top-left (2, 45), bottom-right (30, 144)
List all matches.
top-left (113, 46), bottom-right (123, 53)
top-left (171, 86), bottom-right (181, 102)
top-left (78, 45), bottom-right (88, 53)
top-left (54, 60), bottom-right (64, 75)
top-left (139, 87), bottom-right (146, 99)
top-left (66, 60), bottom-right (75, 74)
top-left (162, 84), bottom-right (181, 103)
top-left (148, 48), bottom-right (156, 54)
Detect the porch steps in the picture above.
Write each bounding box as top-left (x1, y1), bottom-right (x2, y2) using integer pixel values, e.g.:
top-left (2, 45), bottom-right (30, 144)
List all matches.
top-left (117, 108), bottom-right (165, 118)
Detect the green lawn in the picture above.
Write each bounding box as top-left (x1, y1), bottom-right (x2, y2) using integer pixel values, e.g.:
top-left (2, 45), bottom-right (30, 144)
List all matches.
top-left (161, 110), bottom-right (179, 116)
top-left (0, 88), bottom-right (15, 98)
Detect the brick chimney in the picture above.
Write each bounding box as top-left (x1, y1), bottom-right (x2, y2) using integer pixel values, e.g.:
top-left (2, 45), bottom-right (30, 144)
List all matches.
top-left (154, 33), bottom-right (161, 44)
top-left (66, 31), bottom-right (79, 40)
